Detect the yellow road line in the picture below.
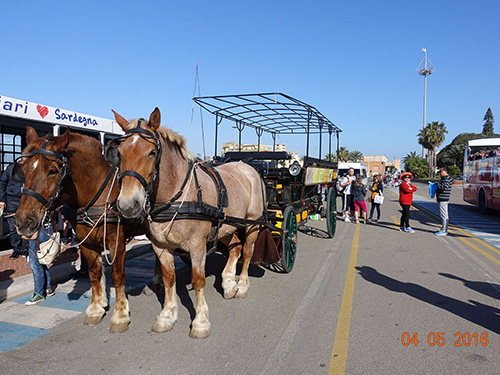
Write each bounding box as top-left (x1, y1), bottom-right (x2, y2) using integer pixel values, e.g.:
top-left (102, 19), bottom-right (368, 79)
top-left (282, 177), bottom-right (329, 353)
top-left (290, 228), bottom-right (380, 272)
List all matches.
top-left (390, 215), bottom-right (399, 227)
top-left (329, 224), bottom-right (360, 375)
top-left (412, 203), bottom-right (500, 265)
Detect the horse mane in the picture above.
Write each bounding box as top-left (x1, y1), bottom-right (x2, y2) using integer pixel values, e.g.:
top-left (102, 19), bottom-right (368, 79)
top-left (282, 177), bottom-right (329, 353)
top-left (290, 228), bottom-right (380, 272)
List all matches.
top-left (123, 119), bottom-right (192, 161)
top-left (68, 132), bottom-right (103, 154)
top-left (156, 127), bottom-right (193, 161)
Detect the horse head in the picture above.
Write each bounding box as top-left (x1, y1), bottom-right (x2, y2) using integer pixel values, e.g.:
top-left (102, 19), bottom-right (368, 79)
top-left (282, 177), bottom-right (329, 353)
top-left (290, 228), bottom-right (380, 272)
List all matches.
top-left (108, 108), bottom-right (162, 220)
top-left (13, 127), bottom-right (71, 238)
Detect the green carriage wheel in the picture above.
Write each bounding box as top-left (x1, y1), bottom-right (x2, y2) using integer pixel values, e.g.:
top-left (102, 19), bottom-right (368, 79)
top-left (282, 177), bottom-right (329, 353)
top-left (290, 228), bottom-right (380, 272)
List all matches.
top-left (280, 205), bottom-right (298, 273)
top-left (326, 187), bottom-right (337, 238)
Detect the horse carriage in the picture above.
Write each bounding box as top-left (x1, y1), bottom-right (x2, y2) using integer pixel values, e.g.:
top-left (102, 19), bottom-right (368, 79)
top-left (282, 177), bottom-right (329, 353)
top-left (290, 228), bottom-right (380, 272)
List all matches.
top-left (12, 92), bottom-right (341, 339)
top-left (193, 93), bottom-right (342, 273)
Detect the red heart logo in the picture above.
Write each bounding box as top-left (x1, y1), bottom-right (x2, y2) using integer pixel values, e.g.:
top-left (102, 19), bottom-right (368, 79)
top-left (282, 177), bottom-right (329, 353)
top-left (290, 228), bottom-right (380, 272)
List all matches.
top-left (37, 105), bottom-right (49, 119)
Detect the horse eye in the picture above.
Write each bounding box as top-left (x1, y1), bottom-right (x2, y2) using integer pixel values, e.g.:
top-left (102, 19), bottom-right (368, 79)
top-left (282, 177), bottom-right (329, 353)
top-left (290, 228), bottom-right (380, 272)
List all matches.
top-left (148, 150), bottom-right (156, 157)
top-left (48, 169), bottom-right (59, 176)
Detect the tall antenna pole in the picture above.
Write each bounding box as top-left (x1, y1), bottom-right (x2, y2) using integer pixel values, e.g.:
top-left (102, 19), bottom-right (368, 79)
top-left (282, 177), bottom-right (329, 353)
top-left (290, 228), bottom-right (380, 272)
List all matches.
top-left (191, 62), bottom-right (206, 159)
top-left (417, 48), bottom-right (435, 157)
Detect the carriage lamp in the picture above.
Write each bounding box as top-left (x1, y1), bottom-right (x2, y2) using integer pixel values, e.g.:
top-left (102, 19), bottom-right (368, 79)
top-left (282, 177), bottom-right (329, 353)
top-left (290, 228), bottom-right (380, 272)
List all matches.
top-left (289, 161), bottom-right (301, 177)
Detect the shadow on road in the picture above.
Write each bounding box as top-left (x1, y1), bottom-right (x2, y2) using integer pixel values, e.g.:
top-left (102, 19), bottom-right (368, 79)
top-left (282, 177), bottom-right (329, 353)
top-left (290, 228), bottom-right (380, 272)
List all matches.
top-left (356, 266), bottom-right (500, 334)
top-left (439, 273), bottom-right (500, 300)
top-left (146, 252), bottom-right (266, 322)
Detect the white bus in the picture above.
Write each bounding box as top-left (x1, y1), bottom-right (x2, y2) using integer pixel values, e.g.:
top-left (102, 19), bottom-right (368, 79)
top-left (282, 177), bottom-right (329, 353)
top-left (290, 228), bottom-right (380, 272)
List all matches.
top-left (0, 94), bottom-right (124, 240)
top-left (337, 162), bottom-right (368, 185)
top-left (463, 137), bottom-right (500, 213)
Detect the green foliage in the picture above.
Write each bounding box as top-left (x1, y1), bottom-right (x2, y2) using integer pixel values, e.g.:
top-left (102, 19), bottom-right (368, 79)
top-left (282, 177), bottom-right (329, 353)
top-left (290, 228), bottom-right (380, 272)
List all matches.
top-left (337, 147), bottom-right (349, 162)
top-left (324, 153), bottom-right (337, 162)
top-left (448, 165), bottom-right (461, 178)
top-left (418, 121), bottom-right (448, 178)
top-left (482, 108), bottom-right (494, 136)
top-left (403, 153), bottom-right (429, 178)
top-left (349, 150), bottom-right (364, 162)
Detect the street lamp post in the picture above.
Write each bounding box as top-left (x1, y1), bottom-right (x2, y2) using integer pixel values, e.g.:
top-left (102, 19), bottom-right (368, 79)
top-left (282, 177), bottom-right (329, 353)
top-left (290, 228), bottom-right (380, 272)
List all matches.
top-left (417, 48), bottom-right (435, 157)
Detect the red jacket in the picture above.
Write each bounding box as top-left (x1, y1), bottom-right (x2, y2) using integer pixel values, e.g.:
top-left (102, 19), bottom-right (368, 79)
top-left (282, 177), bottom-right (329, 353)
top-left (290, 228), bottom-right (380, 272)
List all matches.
top-left (399, 182), bottom-right (417, 205)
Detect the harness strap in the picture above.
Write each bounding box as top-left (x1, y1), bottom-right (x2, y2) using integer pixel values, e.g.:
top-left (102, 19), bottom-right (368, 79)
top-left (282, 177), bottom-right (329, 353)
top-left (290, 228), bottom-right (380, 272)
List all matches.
top-left (120, 169), bottom-right (149, 189)
top-left (149, 162), bottom-right (195, 218)
top-left (198, 163), bottom-right (228, 207)
top-left (82, 166), bottom-right (117, 213)
top-left (22, 189), bottom-right (49, 206)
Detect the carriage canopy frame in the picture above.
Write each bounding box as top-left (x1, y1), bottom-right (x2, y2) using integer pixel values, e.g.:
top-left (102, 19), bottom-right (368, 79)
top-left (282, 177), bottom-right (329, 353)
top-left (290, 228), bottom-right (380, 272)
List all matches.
top-left (192, 92), bottom-right (342, 159)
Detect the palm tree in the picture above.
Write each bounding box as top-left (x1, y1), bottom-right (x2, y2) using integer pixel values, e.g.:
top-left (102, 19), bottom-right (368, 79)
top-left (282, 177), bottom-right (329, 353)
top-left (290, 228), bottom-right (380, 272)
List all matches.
top-left (324, 153), bottom-right (337, 162)
top-left (403, 151), bottom-right (419, 164)
top-left (337, 147), bottom-right (349, 162)
top-left (418, 121), bottom-right (448, 178)
top-left (447, 144), bottom-right (465, 167)
top-left (349, 150), bottom-right (364, 162)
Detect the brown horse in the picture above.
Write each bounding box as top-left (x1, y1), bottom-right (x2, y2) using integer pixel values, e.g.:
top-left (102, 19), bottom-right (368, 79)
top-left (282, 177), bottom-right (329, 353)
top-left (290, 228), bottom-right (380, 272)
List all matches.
top-left (109, 108), bottom-right (265, 338)
top-left (13, 127), bottom-right (139, 333)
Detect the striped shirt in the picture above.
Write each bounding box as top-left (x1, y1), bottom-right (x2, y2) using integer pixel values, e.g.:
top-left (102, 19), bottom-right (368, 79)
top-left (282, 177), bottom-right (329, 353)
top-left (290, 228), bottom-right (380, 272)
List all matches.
top-left (436, 175), bottom-right (454, 202)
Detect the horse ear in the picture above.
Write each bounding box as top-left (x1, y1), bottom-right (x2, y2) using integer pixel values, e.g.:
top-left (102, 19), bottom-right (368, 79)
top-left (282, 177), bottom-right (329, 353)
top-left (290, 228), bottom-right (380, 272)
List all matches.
top-left (112, 110), bottom-right (129, 130)
top-left (53, 128), bottom-right (70, 154)
top-left (26, 126), bottom-right (39, 145)
top-left (148, 107), bottom-right (161, 131)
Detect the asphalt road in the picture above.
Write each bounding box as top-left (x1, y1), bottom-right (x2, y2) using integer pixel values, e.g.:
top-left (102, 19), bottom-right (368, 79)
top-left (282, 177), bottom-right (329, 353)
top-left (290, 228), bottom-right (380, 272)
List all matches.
top-left (1, 185), bottom-right (500, 374)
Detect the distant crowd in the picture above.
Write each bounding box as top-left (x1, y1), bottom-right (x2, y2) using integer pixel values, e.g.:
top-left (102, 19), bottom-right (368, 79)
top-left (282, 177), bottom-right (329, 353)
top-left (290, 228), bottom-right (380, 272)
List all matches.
top-left (336, 167), bottom-right (453, 235)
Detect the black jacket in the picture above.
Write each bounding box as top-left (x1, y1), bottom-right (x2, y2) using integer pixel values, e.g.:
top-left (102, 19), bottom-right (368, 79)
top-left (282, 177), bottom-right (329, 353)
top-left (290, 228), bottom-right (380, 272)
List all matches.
top-left (436, 175), bottom-right (454, 202)
top-left (0, 164), bottom-right (23, 212)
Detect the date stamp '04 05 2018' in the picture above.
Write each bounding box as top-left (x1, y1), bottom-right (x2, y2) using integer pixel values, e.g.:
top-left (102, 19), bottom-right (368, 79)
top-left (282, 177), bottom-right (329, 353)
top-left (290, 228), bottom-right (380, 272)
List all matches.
top-left (401, 332), bottom-right (489, 347)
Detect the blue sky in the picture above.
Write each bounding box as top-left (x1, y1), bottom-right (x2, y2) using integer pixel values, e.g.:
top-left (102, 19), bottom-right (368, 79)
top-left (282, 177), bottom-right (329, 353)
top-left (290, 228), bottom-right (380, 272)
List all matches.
top-left (2, 1), bottom-right (499, 163)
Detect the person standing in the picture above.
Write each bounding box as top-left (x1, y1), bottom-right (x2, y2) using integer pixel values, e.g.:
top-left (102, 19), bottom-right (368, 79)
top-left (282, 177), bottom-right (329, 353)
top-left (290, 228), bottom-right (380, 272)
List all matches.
top-left (25, 224), bottom-right (56, 305)
top-left (434, 166), bottom-right (454, 236)
top-left (0, 164), bottom-right (28, 259)
top-left (339, 167), bottom-right (355, 222)
top-left (399, 172), bottom-right (417, 233)
top-left (351, 175), bottom-right (368, 224)
top-left (368, 174), bottom-right (384, 222)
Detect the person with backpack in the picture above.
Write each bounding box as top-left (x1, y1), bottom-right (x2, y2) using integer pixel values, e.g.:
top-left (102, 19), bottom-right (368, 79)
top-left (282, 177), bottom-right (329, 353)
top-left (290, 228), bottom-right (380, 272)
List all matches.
top-left (338, 168), bottom-right (355, 222)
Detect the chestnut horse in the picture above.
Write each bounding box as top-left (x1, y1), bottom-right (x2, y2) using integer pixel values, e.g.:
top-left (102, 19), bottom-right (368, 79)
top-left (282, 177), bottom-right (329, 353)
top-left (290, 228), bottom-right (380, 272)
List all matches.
top-left (13, 127), bottom-right (139, 333)
top-left (108, 108), bottom-right (265, 338)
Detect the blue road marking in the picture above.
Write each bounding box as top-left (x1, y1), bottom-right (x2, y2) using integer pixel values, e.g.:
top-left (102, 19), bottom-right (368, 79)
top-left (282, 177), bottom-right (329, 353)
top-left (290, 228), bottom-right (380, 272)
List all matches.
top-left (0, 250), bottom-right (188, 353)
top-left (0, 321), bottom-right (48, 352)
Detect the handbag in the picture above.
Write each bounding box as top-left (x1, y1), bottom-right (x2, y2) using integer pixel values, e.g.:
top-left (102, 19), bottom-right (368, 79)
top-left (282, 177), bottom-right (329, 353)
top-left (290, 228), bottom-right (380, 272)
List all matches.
top-left (37, 232), bottom-right (61, 265)
top-left (374, 192), bottom-right (384, 204)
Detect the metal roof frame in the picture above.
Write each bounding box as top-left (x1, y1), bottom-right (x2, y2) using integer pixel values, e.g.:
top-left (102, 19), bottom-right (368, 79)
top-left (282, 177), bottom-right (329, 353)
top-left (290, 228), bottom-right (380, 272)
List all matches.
top-left (193, 93), bottom-right (342, 159)
top-left (193, 92), bottom-right (341, 135)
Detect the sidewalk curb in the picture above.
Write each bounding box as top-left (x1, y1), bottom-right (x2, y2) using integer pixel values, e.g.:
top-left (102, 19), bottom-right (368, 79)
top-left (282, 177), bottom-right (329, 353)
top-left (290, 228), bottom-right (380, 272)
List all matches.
top-left (0, 241), bottom-right (152, 304)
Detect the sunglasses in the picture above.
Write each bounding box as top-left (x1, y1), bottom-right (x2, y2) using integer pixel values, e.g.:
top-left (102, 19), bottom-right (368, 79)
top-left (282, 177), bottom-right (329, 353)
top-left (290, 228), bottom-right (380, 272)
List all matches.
top-left (403, 176), bottom-right (411, 179)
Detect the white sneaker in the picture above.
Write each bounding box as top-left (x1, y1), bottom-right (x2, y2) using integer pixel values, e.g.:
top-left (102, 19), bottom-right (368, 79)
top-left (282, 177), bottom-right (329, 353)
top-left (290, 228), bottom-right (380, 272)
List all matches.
top-left (344, 217), bottom-right (351, 223)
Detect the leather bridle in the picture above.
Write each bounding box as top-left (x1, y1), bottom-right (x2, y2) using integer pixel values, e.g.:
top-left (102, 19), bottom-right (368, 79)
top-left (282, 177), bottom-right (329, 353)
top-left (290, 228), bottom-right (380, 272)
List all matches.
top-left (11, 138), bottom-right (70, 225)
top-left (105, 119), bottom-right (162, 213)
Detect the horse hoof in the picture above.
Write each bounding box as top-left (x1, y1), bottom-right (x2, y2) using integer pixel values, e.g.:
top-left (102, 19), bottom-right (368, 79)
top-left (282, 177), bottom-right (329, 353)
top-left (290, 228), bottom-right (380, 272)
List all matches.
top-left (84, 315), bottom-right (103, 326)
top-left (189, 327), bottom-right (210, 339)
top-left (152, 321), bottom-right (174, 333)
top-left (223, 287), bottom-right (238, 299)
top-left (235, 288), bottom-right (248, 298)
top-left (109, 322), bottom-right (129, 333)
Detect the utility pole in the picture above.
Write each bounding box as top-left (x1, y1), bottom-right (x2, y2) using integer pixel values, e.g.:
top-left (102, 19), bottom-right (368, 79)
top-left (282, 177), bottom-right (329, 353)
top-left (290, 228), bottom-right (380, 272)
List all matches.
top-left (417, 48), bottom-right (435, 157)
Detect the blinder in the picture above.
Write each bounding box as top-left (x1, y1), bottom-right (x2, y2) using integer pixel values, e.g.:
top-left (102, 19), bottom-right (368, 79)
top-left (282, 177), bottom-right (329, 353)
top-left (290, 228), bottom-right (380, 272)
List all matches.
top-left (11, 161), bottom-right (25, 183)
top-left (105, 142), bottom-right (121, 168)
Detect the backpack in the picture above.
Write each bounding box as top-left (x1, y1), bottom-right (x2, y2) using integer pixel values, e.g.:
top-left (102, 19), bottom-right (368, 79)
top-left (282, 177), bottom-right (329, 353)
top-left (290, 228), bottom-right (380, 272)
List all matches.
top-left (336, 179), bottom-right (345, 194)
